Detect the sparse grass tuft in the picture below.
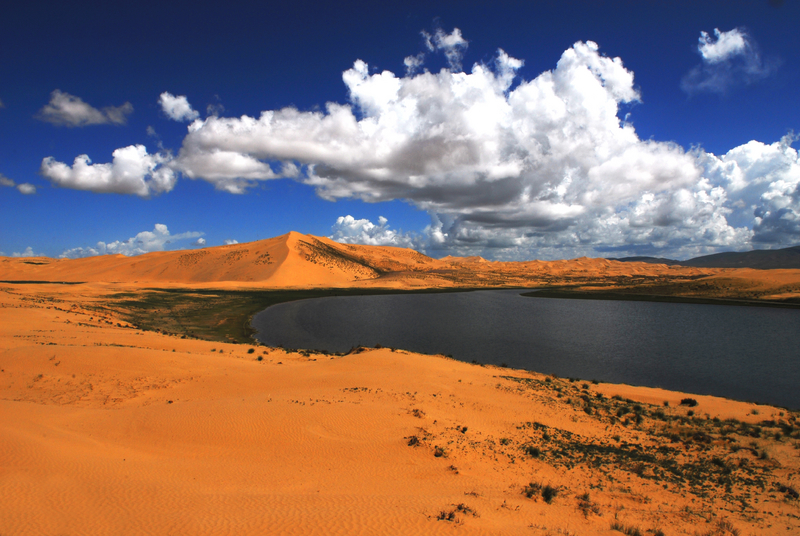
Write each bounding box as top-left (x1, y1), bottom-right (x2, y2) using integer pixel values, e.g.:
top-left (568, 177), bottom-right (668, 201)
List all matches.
top-left (610, 521), bottom-right (643, 536)
top-left (436, 503), bottom-right (476, 522)
top-left (697, 519), bottom-right (740, 536)
top-left (577, 492), bottom-right (600, 517)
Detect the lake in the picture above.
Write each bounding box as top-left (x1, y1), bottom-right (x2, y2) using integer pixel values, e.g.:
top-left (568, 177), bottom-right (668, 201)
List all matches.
top-left (251, 289), bottom-right (800, 409)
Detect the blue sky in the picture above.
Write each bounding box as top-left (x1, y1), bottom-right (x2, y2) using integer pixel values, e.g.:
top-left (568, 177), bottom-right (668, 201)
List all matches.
top-left (1, 0), bottom-right (799, 260)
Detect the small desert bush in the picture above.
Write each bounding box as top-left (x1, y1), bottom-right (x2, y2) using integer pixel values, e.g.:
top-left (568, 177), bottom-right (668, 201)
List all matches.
top-left (778, 484), bottom-right (799, 500)
top-left (610, 521), bottom-right (643, 536)
top-left (541, 484), bottom-right (558, 503)
top-left (522, 482), bottom-right (558, 503)
top-left (523, 445), bottom-right (541, 457)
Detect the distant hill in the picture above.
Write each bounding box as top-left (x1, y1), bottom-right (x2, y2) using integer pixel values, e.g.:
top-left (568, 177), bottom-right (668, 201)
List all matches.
top-left (613, 245), bottom-right (800, 270)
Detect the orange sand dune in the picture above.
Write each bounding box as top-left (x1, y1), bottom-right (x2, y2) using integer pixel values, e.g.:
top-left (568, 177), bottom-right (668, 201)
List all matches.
top-left (2, 281), bottom-right (799, 535)
top-left (0, 232), bottom-right (454, 287)
top-left (4, 232), bottom-right (800, 302)
top-left (0, 231), bottom-right (730, 288)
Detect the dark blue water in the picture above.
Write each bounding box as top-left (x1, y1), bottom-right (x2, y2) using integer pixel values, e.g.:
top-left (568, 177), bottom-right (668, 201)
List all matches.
top-left (251, 290), bottom-right (800, 409)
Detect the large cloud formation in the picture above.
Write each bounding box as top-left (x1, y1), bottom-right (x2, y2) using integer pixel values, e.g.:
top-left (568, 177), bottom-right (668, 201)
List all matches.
top-left (173, 31), bottom-right (798, 259)
top-left (44, 29), bottom-right (798, 259)
top-left (60, 223), bottom-right (203, 258)
top-left (35, 90), bottom-right (133, 127)
top-left (41, 145), bottom-right (176, 197)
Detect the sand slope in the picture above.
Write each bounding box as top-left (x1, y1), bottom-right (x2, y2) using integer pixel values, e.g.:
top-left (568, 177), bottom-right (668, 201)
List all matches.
top-left (0, 232), bottom-right (453, 288)
top-left (2, 235), bottom-right (800, 533)
top-left (2, 283), bottom-right (799, 535)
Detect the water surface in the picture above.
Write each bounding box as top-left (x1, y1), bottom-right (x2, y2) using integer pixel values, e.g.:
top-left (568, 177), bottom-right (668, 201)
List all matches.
top-left (252, 290), bottom-right (800, 409)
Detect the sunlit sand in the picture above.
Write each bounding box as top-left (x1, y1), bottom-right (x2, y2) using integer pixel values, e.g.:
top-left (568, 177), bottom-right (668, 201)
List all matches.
top-left (2, 236), bottom-right (799, 534)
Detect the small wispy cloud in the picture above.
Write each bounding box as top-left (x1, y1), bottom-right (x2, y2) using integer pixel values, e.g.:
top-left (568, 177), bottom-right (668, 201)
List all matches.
top-left (59, 224), bottom-right (203, 258)
top-left (13, 247), bottom-right (39, 258)
top-left (422, 27), bottom-right (468, 71)
top-left (681, 28), bottom-right (778, 95)
top-left (159, 92), bottom-right (200, 122)
top-left (35, 90), bottom-right (133, 127)
top-left (0, 173), bottom-right (36, 194)
top-left (16, 183), bottom-right (36, 195)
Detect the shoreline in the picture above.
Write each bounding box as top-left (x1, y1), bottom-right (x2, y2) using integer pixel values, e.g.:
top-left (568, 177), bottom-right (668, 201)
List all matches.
top-left (522, 288), bottom-right (800, 309)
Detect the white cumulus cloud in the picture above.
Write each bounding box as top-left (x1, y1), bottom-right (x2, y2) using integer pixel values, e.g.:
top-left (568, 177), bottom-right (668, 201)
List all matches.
top-left (177, 38), bottom-right (718, 257)
top-left (35, 90), bottom-right (133, 127)
top-left (72, 30), bottom-right (798, 260)
top-left (192, 237), bottom-right (206, 246)
top-left (699, 133), bottom-right (800, 245)
top-left (159, 92), bottom-right (200, 122)
top-left (59, 224), bottom-right (203, 258)
top-left (12, 247), bottom-right (39, 257)
top-left (223, 239), bottom-right (239, 245)
top-left (681, 28), bottom-right (777, 95)
top-left (330, 215), bottom-right (419, 248)
top-left (40, 145), bottom-right (176, 197)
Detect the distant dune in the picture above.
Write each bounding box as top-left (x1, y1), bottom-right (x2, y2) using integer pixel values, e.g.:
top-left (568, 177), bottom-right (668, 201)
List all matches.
top-left (3, 232), bottom-right (800, 303)
top-left (0, 231), bottom-right (717, 286)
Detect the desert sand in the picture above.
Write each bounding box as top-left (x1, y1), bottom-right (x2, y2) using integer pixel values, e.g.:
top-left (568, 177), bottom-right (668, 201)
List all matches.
top-left (2, 235), bottom-right (799, 535)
